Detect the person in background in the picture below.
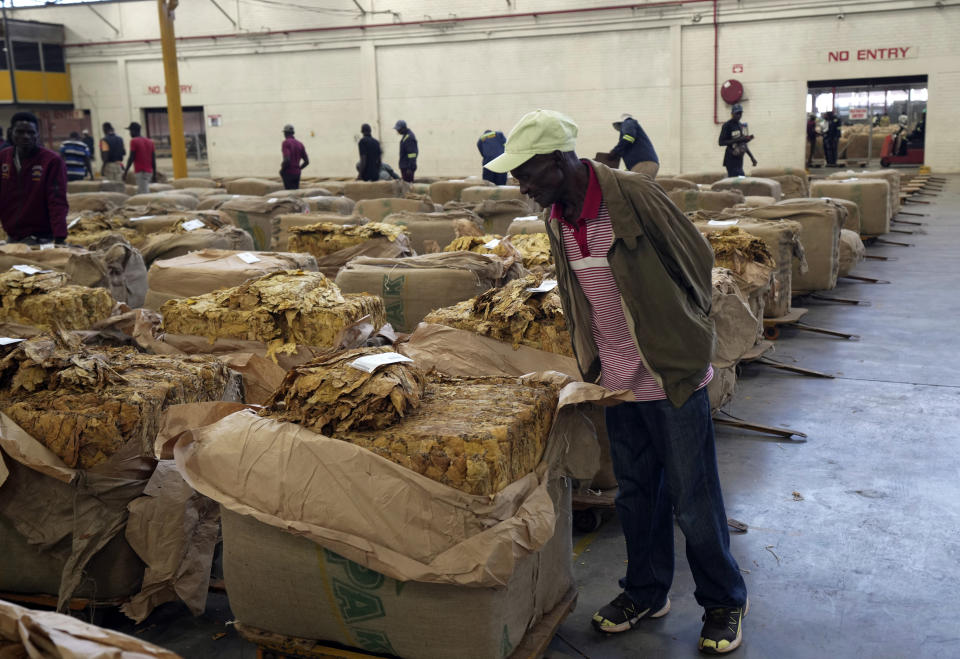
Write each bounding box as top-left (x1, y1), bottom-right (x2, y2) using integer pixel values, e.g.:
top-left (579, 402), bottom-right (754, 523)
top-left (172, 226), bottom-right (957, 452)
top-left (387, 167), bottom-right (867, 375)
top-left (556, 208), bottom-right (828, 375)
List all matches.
top-left (908, 108), bottom-right (926, 146)
top-left (357, 123), bottom-right (382, 182)
top-left (806, 114), bottom-right (818, 167)
top-left (718, 104), bottom-right (757, 177)
top-left (0, 112), bottom-right (68, 244)
top-left (379, 162), bottom-right (400, 181)
top-left (99, 122), bottom-right (125, 181)
top-left (394, 120), bottom-right (418, 183)
top-left (280, 124), bottom-right (309, 190)
top-left (822, 111), bottom-right (842, 166)
top-left (81, 129), bottom-right (95, 162)
top-left (486, 109), bottom-right (747, 655)
top-left (60, 131), bottom-right (94, 181)
top-left (477, 129), bottom-right (507, 185)
top-left (609, 114), bottom-right (659, 178)
top-left (123, 122), bottom-right (156, 194)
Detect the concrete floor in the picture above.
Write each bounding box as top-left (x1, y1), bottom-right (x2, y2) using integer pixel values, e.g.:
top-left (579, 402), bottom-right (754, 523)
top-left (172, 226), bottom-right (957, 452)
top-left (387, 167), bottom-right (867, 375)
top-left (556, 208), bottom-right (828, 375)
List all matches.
top-left (94, 174), bottom-right (959, 658)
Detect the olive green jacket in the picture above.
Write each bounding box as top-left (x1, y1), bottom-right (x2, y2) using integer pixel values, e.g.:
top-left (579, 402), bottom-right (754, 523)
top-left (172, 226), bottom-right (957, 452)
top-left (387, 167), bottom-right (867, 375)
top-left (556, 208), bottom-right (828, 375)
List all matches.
top-left (544, 161), bottom-right (715, 407)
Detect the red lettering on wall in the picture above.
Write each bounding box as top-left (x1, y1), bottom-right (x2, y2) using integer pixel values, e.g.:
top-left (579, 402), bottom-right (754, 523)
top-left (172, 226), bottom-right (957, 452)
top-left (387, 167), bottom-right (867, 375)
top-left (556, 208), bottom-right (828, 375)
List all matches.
top-left (899, 47), bottom-right (909, 57)
top-left (829, 50), bottom-right (850, 62)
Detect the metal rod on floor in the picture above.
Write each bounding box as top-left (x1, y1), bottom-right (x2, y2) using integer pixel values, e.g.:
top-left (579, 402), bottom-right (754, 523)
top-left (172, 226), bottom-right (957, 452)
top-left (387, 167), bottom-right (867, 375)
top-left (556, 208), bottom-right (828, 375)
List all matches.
top-left (904, 198), bottom-right (930, 204)
top-left (754, 357), bottom-right (835, 379)
top-left (892, 218), bottom-right (924, 226)
top-left (864, 254), bottom-right (896, 261)
top-left (714, 415), bottom-right (808, 440)
top-left (897, 211), bottom-right (927, 217)
top-left (874, 238), bottom-right (913, 247)
top-left (793, 322), bottom-right (860, 340)
top-left (808, 293), bottom-right (871, 306)
top-left (840, 274), bottom-right (890, 284)
top-left (889, 228), bottom-right (916, 235)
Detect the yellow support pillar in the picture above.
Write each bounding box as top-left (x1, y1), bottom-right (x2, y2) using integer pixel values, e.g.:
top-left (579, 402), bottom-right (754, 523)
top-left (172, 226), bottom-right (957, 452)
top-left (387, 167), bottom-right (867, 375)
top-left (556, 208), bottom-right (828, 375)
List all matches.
top-left (158, 0), bottom-right (187, 179)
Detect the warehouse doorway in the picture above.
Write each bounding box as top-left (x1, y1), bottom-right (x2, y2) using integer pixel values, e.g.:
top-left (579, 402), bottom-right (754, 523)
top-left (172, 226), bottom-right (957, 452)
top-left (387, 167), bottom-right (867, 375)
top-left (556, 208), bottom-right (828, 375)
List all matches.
top-left (143, 106), bottom-right (206, 160)
top-left (806, 75), bottom-right (927, 167)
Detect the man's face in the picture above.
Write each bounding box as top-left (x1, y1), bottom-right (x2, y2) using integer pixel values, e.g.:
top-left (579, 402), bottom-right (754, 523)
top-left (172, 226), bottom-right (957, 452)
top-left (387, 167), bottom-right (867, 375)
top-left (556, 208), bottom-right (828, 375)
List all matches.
top-left (732, 111), bottom-right (743, 121)
top-left (511, 153), bottom-right (565, 208)
top-left (12, 121), bottom-right (37, 150)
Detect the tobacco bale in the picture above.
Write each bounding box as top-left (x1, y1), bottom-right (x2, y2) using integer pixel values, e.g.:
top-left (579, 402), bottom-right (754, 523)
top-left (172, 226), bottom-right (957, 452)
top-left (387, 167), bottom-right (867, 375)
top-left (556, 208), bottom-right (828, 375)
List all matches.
top-left (171, 177), bottom-right (219, 189)
top-left (196, 194), bottom-right (255, 210)
top-left (275, 213), bottom-right (366, 250)
top-left (428, 179), bottom-right (493, 205)
top-left (675, 171), bottom-right (728, 185)
top-left (506, 233), bottom-right (552, 271)
top-left (381, 209), bottom-right (485, 254)
top-left (225, 178), bottom-right (285, 196)
top-left (289, 222), bottom-right (409, 258)
top-left (506, 216), bottom-right (547, 235)
top-left (160, 270), bottom-right (385, 360)
top-left (668, 189), bottom-right (745, 212)
top-left (0, 335), bottom-right (233, 468)
top-left (0, 270), bottom-right (114, 330)
top-left (808, 179), bottom-right (890, 235)
top-left (769, 174), bottom-right (809, 199)
top-left (355, 197), bottom-right (434, 222)
top-left (67, 192), bottom-right (130, 213)
top-left (261, 346), bottom-right (426, 435)
top-left (304, 196), bottom-right (356, 215)
top-left (424, 273), bottom-right (571, 356)
top-left (219, 197), bottom-right (310, 250)
top-left (838, 229), bottom-right (865, 277)
top-left (67, 179), bottom-right (127, 194)
top-left (340, 373), bottom-right (559, 496)
top-left (139, 223), bottom-right (254, 267)
top-left (655, 177), bottom-right (698, 192)
top-left (458, 185), bottom-right (526, 203)
top-left (343, 180), bottom-right (405, 201)
top-left (442, 234), bottom-right (527, 280)
top-left (712, 177), bottom-right (783, 201)
top-left (125, 193), bottom-right (199, 210)
top-left (711, 267), bottom-right (759, 368)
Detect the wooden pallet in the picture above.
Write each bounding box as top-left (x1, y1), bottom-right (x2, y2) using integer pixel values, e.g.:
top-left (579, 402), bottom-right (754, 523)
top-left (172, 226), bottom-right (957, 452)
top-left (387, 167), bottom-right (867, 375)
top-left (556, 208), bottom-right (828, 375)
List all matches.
top-left (0, 591), bottom-right (127, 612)
top-left (235, 588), bottom-right (578, 659)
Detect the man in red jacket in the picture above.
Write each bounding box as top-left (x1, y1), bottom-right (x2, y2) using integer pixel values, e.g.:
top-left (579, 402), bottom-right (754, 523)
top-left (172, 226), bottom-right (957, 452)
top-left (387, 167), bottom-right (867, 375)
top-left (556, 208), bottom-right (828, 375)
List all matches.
top-left (0, 112), bottom-right (68, 244)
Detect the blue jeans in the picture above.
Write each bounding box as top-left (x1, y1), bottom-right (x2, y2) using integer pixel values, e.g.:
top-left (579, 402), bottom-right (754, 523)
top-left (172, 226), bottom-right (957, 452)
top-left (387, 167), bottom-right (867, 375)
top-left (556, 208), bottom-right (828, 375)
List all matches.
top-left (605, 388), bottom-right (747, 609)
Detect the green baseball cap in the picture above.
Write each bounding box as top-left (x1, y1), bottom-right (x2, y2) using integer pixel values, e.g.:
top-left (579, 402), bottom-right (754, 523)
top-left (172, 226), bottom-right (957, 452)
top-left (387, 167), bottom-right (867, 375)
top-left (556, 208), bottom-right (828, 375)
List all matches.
top-left (485, 109), bottom-right (579, 173)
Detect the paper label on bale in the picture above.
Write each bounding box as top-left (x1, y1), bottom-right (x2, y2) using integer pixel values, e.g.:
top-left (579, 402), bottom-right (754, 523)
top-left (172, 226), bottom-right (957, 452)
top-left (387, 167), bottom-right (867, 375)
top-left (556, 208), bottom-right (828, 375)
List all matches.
top-left (11, 264), bottom-right (46, 275)
top-left (0, 337), bottom-right (23, 345)
top-left (526, 279), bottom-right (557, 293)
top-left (483, 238), bottom-right (501, 249)
top-left (181, 219), bottom-right (206, 232)
top-left (708, 219), bottom-right (739, 226)
top-left (350, 352), bottom-right (413, 373)
top-left (236, 252), bottom-right (260, 263)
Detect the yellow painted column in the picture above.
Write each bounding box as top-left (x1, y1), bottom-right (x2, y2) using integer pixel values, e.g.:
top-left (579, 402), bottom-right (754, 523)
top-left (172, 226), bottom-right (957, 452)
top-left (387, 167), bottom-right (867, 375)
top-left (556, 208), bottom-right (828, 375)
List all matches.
top-left (158, 0), bottom-right (187, 179)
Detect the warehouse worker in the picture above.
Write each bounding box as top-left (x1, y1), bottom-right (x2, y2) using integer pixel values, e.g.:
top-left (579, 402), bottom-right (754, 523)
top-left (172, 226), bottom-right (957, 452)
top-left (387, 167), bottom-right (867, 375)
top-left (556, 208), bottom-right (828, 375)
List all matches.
top-left (357, 123), bottom-right (382, 182)
top-left (0, 112), bottom-right (68, 245)
top-left (280, 124), bottom-right (309, 190)
top-left (60, 131), bottom-right (94, 181)
top-left (477, 129), bottom-right (507, 185)
top-left (99, 122), bottom-right (125, 181)
top-left (822, 111), bottom-right (842, 166)
top-left (123, 122), bottom-right (156, 194)
top-left (81, 129), bottom-right (96, 163)
top-left (718, 104), bottom-right (757, 177)
top-left (486, 109), bottom-right (747, 655)
top-left (609, 114), bottom-right (659, 178)
top-left (806, 114), bottom-right (818, 167)
top-left (394, 120), bottom-right (418, 183)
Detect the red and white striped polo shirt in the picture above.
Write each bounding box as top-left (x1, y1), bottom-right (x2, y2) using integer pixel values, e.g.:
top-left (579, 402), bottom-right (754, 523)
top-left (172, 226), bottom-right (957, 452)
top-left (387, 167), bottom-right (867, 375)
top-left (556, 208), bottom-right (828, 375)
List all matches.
top-left (553, 163), bottom-right (712, 402)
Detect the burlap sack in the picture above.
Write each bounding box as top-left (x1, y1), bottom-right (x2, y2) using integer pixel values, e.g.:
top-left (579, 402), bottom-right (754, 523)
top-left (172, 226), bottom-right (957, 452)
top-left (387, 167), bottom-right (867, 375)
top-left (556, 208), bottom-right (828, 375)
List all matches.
top-left (355, 197), bottom-right (435, 222)
top-left (429, 179), bottom-right (493, 205)
top-left (809, 179), bottom-right (890, 235)
top-left (739, 199), bottom-right (844, 293)
top-left (314, 180), bottom-right (346, 195)
top-left (738, 196), bottom-right (777, 208)
top-left (67, 179), bottom-right (127, 194)
top-left (676, 170), bottom-right (728, 185)
top-left (342, 180), bottom-right (404, 201)
top-left (335, 252), bottom-right (513, 332)
top-left (196, 193), bottom-right (254, 210)
top-left (749, 166), bottom-right (808, 179)
top-left (149, 183), bottom-right (175, 193)
top-left (472, 199), bottom-right (539, 235)
top-left (305, 195), bottom-right (357, 214)
top-left (125, 210), bottom-right (232, 236)
top-left (707, 364), bottom-right (736, 413)
top-left (507, 216), bottom-right (547, 235)
top-left (711, 268), bottom-right (759, 369)
top-left (67, 191), bottom-right (129, 212)
top-left (126, 193), bottom-right (199, 210)
top-left (305, 234), bottom-right (414, 279)
top-left (225, 178), bottom-right (285, 196)
top-left (265, 187), bottom-right (333, 199)
top-left (838, 229), bottom-right (865, 277)
top-left (694, 216), bottom-right (804, 318)
top-left (669, 189), bottom-right (744, 212)
top-left (171, 177), bottom-right (218, 189)
top-left (770, 174), bottom-right (809, 199)
top-left (655, 177), bottom-right (698, 192)
top-left (219, 197), bottom-right (310, 249)
top-left (144, 249), bottom-right (318, 308)
top-left (712, 177), bottom-right (783, 201)
top-left (459, 185), bottom-right (525, 203)
top-left (819, 197), bottom-right (861, 232)
top-left (828, 169), bottom-right (901, 217)
top-left (140, 226), bottom-right (254, 267)
top-left (381, 210), bottom-right (485, 254)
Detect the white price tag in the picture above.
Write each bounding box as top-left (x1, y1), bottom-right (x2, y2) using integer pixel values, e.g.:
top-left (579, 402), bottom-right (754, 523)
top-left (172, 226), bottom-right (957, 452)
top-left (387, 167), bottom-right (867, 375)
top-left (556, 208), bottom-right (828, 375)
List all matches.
top-left (483, 238), bottom-right (501, 250)
top-left (707, 219), bottom-right (739, 226)
top-left (129, 215), bottom-right (156, 222)
top-left (181, 219), bottom-right (206, 231)
top-left (0, 337), bottom-right (24, 345)
top-left (39, 243), bottom-right (55, 250)
top-left (513, 215), bottom-right (540, 222)
top-left (349, 352), bottom-right (414, 373)
top-left (236, 252), bottom-right (261, 264)
top-left (12, 264), bottom-right (46, 275)
top-left (526, 279), bottom-right (558, 293)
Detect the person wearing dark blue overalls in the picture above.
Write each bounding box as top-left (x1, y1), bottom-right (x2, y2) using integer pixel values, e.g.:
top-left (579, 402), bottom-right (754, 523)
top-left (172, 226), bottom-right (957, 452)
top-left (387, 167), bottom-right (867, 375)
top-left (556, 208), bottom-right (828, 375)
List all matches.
top-left (609, 114), bottom-right (660, 178)
top-left (394, 120), bottom-right (418, 183)
top-left (477, 129), bottom-right (507, 185)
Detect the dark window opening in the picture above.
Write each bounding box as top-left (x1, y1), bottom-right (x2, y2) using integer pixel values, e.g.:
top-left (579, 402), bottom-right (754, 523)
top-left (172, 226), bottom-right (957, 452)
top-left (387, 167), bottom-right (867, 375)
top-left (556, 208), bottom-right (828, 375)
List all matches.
top-left (12, 41), bottom-right (41, 71)
top-left (41, 43), bottom-right (65, 72)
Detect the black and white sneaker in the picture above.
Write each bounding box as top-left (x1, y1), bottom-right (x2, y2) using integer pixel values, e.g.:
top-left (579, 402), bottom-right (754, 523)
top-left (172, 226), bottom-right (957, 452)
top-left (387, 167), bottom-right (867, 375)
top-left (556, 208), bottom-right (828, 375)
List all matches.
top-left (698, 598), bottom-right (749, 654)
top-left (591, 593), bottom-right (671, 633)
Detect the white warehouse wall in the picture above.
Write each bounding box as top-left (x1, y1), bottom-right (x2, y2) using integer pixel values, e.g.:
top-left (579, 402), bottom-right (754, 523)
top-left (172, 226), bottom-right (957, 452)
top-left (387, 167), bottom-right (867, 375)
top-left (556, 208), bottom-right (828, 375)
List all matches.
top-left (13, 0), bottom-right (960, 176)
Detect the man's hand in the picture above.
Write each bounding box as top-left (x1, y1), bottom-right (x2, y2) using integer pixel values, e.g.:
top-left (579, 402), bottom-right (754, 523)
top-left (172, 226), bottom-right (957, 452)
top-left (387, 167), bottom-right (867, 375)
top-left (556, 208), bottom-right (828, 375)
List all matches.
top-left (746, 135), bottom-right (755, 142)
top-left (751, 158), bottom-right (759, 167)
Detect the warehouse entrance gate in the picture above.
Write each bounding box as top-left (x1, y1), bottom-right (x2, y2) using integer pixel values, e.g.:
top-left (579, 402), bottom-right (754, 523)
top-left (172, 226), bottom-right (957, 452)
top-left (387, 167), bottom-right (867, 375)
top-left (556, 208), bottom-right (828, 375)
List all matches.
top-left (806, 74), bottom-right (927, 167)
top-left (143, 105), bottom-right (206, 160)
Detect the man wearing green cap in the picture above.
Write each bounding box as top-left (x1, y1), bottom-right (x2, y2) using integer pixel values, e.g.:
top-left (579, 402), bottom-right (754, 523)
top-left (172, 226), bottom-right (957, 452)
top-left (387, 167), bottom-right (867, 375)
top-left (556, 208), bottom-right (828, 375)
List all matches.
top-left (486, 109), bottom-right (748, 655)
